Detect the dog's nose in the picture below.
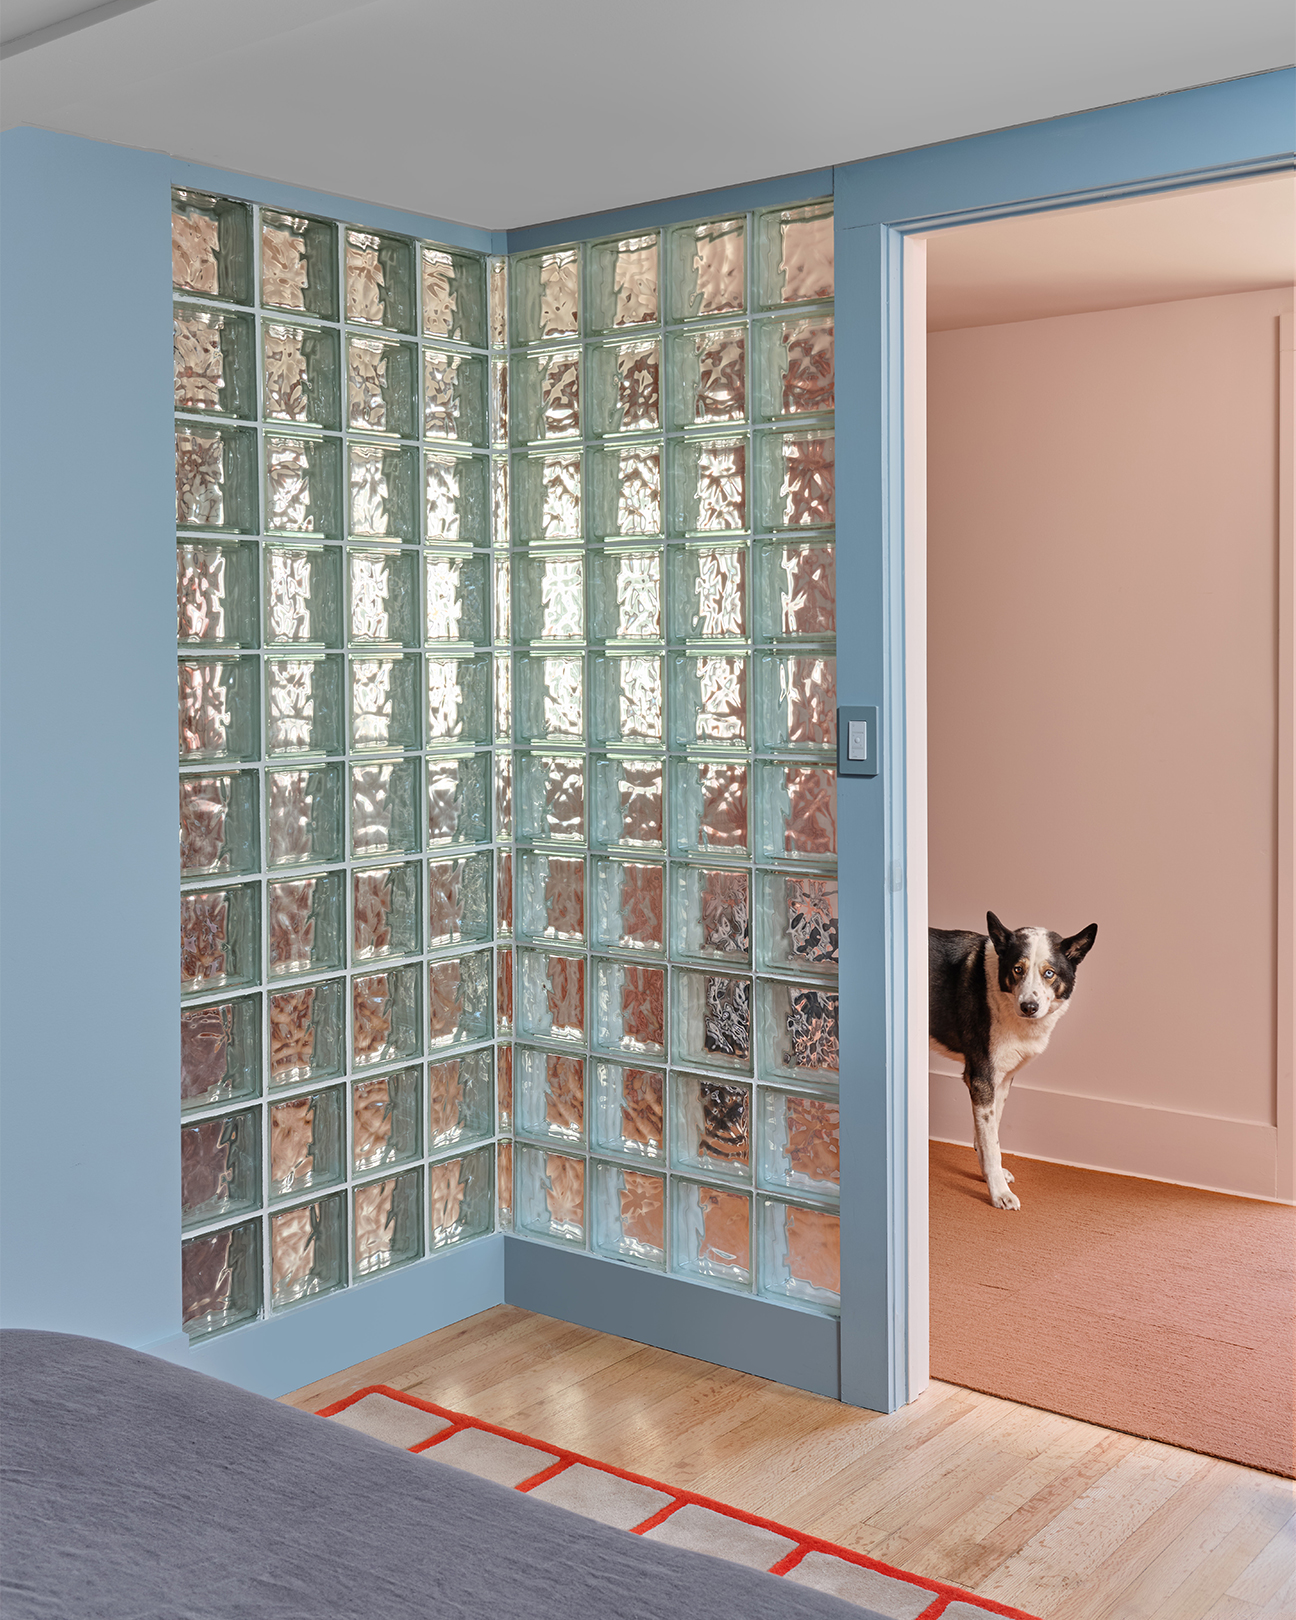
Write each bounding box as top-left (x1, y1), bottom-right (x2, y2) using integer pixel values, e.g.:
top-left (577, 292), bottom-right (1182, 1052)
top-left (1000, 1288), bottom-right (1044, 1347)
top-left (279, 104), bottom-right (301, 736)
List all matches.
top-left (1020, 1001), bottom-right (1039, 1018)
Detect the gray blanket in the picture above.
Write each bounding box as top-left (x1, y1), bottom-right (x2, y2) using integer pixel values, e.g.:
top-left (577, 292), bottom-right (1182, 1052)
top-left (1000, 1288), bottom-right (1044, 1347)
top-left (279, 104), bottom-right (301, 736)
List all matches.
top-left (0, 1330), bottom-right (880, 1619)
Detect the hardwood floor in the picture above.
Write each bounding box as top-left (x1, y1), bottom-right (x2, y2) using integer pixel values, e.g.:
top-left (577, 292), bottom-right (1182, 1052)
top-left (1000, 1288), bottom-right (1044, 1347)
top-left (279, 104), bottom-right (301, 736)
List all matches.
top-left (285, 1304), bottom-right (1295, 1620)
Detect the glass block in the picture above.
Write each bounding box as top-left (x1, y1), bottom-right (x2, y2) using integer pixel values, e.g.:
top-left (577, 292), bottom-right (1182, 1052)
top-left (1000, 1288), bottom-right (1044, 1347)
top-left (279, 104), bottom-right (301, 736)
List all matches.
top-left (265, 654), bottom-right (345, 757)
top-left (491, 357), bottom-right (508, 446)
top-left (181, 995), bottom-right (259, 1112)
top-left (261, 210), bottom-right (338, 318)
top-left (753, 539), bottom-right (835, 643)
top-left (181, 881), bottom-right (259, 995)
top-left (428, 948), bottom-right (493, 1050)
top-left (671, 1180), bottom-right (750, 1289)
top-left (177, 542), bottom-right (258, 648)
top-left (592, 1061), bottom-right (664, 1161)
top-left (590, 755), bottom-right (664, 851)
top-left (427, 851), bottom-right (492, 949)
top-left (516, 949), bottom-right (585, 1044)
top-left (353, 861), bottom-right (422, 963)
top-left (669, 436), bottom-right (748, 536)
top-left (497, 1138), bottom-right (513, 1228)
top-left (756, 652), bottom-right (836, 754)
top-left (427, 1046), bottom-right (493, 1152)
top-left (181, 1106), bottom-right (260, 1228)
top-left (269, 1085), bottom-right (345, 1199)
top-left (756, 871), bottom-right (837, 976)
top-left (592, 958), bottom-right (666, 1058)
top-left (513, 552), bottom-right (584, 644)
top-left (593, 1162), bottom-right (665, 1269)
top-left (497, 1044), bottom-right (513, 1132)
top-left (422, 244), bottom-right (487, 345)
top-left (514, 452), bottom-right (582, 544)
top-left (670, 1072), bottom-right (751, 1182)
top-left (497, 945), bottom-right (514, 1035)
top-left (350, 442), bottom-right (418, 541)
top-left (495, 752), bottom-right (514, 842)
top-left (669, 758), bottom-right (749, 857)
top-left (180, 769), bottom-right (258, 878)
top-left (667, 217), bottom-right (745, 322)
top-left (586, 340), bottom-right (661, 436)
top-left (587, 234), bottom-right (658, 333)
top-left (516, 1047), bottom-right (585, 1144)
top-left (666, 543), bottom-right (748, 643)
top-left (511, 348), bottom-right (580, 444)
top-left (515, 1144), bottom-right (585, 1246)
top-left (759, 1091), bottom-right (839, 1199)
top-left (175, 304), bottom-right (255, 418)
top-left (669, 654), bottom-right (749, 749)
top-left (267, 870), bottom-right (345, 977)
top-left (667, 325), bottom-right (746, 428)
top-left (267, 763), bottom-right (345, 868)
top-left (172, 189), bottom-right (251, 304)
top-left (423, 348), bottom-right (488, 445)
top-left (270, 978), bottom-right (345, 1087)
top-left (754, 313), bottom-right (833, 420)
top-left (494, 653), bottom-right (512, 743)
top-left (350, 757), bottom-right (420, 859)
top-left (429, 1146), bottom-right (494, 1249)
top-left (758, 979), bottom-right (839, 1087)
top-left (516, 752), bottom-right (585, 843)
top-left (489, 256), bottom-right (508, 348)
top-left (493, 553), bottom-right (511, 643)
top-left (427, 751), bottom-right (491, 847)
top-left (353, 1065), bottom-right (423, 1173)
top-left (263, 322), bottom-right (342, 429)
top-left (423, 551), bottom-right (489, 647)
top-left (426, 653), bottom-right (491, 748)
top-left (587, 546), bottom-right (662, 643)
top-left (265, 434), bottom-right (343, 538)
top-left (670, 864), bottom-right (749, 966)
top-left (346, 228), bottom-right (415, 332)
top-left (671, 967), bottom-right (752, 1075)
top-left (497, 848), bottom-right (513, 936)
top-left (754, 762), bottom-right (836, 865)
top-left (759, 1199), bottom-right (840, 1309)
top-left (182, 1219), bottom-right (260, 1339)
top-left (349, 548), bottom-right (420, 648)
top-left (348, 335), bottom-right (418, 439)
top-left (757, 202), bottom-right (833, 308)
top-left (353, 1167), bottom-right (424, 1277)
top-left (590, 856), bottom-right (664, 954)
top-left (271, 1192), bottom-right (347, 1310)
top-left (351, 653), bottom-right (422, 752)
top-left (426, 450), bottom-right (489, 545)
top-left (176, 424), bottom-right (257, 533)
top-left (264, 545), bottom-right (343, 647)
top-left (583, 443), bottom-right (663, 543)
top-left (352, 963), bottom-right (423, 1069)
top-left (518, 851), bottom-right (585, 944)
top-left (511, 248), bottom-right (579, 343)
top-left (515, 655), bottom-right (584, 744)
top-left (754, 429), bottom-right (834, 531)
top-left (590, 654), bottom-right (664, 747)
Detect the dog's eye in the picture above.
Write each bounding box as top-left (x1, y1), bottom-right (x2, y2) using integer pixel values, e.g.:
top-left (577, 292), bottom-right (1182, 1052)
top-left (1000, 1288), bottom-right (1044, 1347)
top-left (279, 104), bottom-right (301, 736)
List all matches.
top-left (1043, 968), bottom-right (1055, 980)
top-left (1012, 963), bottom-right (1025, 976)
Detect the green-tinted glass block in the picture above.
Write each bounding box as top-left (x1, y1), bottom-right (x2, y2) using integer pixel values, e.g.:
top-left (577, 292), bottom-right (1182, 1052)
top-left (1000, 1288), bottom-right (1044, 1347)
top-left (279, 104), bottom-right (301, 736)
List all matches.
top-left (263, 322), bottom-right (342, 429)
top-left (756, 869), bottom-right (837, 977)
top-left (516, 751), bottom-right (585, 844)
top-left (180, 769), bottom-right (259, 879)
top-left (177, 542), bottom-right (259, 648)
top-left (753, 311), bottom-right (834, 421)
top-left (671, 966), bottom-right (752, 1076)
top-left (497, 848), bottom-right (514, 937)
top-left (353, 860), bottom-right (422, 964)
top-left (491, 356), bottom-right (508, 446)
top-left (589, 753), bottom-right (663, 851)
top-left (666, 542), bottom-right (749, 644)
top-left (265, 653), bottom-right (346, 757)
top-left (181, 995), bottom-right (260, 1113)
top-left (592, 1160), bottom-right (665, 1270)
top-left (261, 210), bottom-right (339, 319)
top-left (264, 544), bottom-right (344, 647)
top-left (352, 962), bottom-right (423, 1068)
top-left (516, 1046), bottom-right (585, 1145)
top-left (592, 956), bottom-right (666, 1059)
top-left (270, 1191), bottom-right (347, 1310)
top-left (755, 201), bottom-right (833, 310)
top-left (670, 1178), bottom-right (750, 1290)
top-left (172, 189), bottom-right (252, 304)
top-left (176, 424), bottom-right (258, 533)
top-left (669, 653), bottom-right (749, 750)
top-left (265, 434), bottom-right (343, 539)
top-left (586, 233), bottom-right (658, 334)
top-left (267, 762), bottom-right (346, 868)
top-left (495, 752), bottom-right (514, 842)
top-left (757, 1197), bottom-right (839, 1311)
top-left (425, 551), bottom-right (490, 646)
top-left (510, 347), bottom-right (580, 446)
top-left (666, 324), bottom-right (746, 429)
top-left (270, 978), bottom-right (346, 1087)
top-left (351, 756), bottom-right (421, 859)
top-left (181, 1106), bottom-right (260, 1228)
top-left (421, 244), bottom-right (487, 346)
top-left (590, 653), bottom-right (664, 748)
top-left (518, 850), bottom-right (585, 945)
top-left (670, 1070), bottom-right (751, 1183)
top-left (428, 947), bottom-right (493, 1050)
top-left (423, 348), bottom-right (488, 445)
top-left (587, 545), bottom-right (662, 644)
top-left (513, 451), bottom-right (583, 544)
top-left (590, 854), bottom-right (663, 954)
top-left (515, 1143), bottom-right (585, 1246)
top-left (586, 339), bottom-right (661, 437)
top-left (753, 538), bottom-right (835, 643)
top-left (668, 756), bottom-right (749, 858)
top-left (427, 1046), bottom-right (493, 1152)
top-left (182, 1218), bottom-right (261, 1339)
top-left (429, 1144), bottom-right (494, 1249)
top-left (489, 256), bottom-right (508, 349)
top-left (427, 751), bottom-right (491, 848)
top-left (757, 977), bottom-right (839, 1088)
top-left (514, 654), bottom-right (583, 745)
top-left (354, 1064), bottom-right (423, 1173)
top-left (516, 948), bottom-right (585, 1045)
top-left (426, 850), bottom-right (492, 950)
top-left (497, 1045), bottom-right (514, 1132)
top-left (592, 1060), bottom-right (664, 1161)
top-left (351, 652), bottom-right (422, 752)
top-left (346, 228), bottom-right (416, 333)
top-left (752, 760), bottom-right (836, 866)
top-left (425, 652), bottom-right (492, 749)
top-left (267, 869), bottom-right (345, 978)
top-left (753, 428), bottom-right (834, 531)
top-left (666, 217), bottom-right (745, 323)
top-left (510, 247), bottom-right (579, 343)
top-left (175, 303), bottom-right (256, 418)
top-left (494, 553), bottom-right (511, 642)
top-left (269, 1084), bottom-right (346, 1199)
top-left (181, 880), bottom-right (260, 997)
top-left (513, 551), bottom-right (584, 644)
top-left (667, 435), bottom-right (748, 536)
top-left (497, 945), bottom-right (514, 1037)
top-left (755, 651), bottom-right (836, 755)
top-left (350, 442), bottom-right (418, 541)
top-left (758, 1091), bottom-right (839, 1201)
top-left (587, 443), bottom-right (663, 540)
top-left (348, 547), bottom-right (420, 648)
top-left (670, 863), bottom-right (750, 967)
top-left (426, 449), bottom-right (490, 546)
top-left (353, 1167), bottom-right (424, 1276)
top-left (349, 335), bottom-right (418, 438)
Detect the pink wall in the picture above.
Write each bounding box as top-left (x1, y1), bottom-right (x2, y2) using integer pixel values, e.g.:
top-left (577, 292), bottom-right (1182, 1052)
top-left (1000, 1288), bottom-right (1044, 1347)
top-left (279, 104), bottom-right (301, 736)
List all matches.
top-left (926, 286), bottom-right (1292, 1198)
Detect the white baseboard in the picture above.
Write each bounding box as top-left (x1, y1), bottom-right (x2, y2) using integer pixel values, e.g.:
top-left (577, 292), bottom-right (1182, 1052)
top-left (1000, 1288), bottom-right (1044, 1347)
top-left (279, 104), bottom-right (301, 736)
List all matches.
top-left (928, 1070), bottom-right (1285, 1202)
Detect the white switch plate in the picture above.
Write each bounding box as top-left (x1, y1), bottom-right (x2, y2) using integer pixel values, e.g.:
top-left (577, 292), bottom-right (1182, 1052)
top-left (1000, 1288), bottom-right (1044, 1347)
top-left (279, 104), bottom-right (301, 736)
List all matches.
top-left (847, 720), bottom-right (868, 761)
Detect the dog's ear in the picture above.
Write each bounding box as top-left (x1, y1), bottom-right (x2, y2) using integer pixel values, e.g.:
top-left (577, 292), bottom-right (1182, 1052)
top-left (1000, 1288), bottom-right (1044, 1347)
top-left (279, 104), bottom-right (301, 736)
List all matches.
top-left (986, 912), bottom-right (1012, 950)
top-left (1060, 922), bottom-right (1098, 965)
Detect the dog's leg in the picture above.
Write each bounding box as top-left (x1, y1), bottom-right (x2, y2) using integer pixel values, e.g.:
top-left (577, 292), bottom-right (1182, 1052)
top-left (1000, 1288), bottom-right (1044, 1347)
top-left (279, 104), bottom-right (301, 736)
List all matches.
top-left (967, 1065), bottom-right (1020, 1211)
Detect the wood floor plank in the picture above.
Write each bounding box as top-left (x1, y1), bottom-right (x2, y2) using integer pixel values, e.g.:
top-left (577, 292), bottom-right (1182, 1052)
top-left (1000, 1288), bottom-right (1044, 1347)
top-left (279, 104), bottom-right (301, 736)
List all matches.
top-left (1222, 1509), bottom-right (1296, 1613)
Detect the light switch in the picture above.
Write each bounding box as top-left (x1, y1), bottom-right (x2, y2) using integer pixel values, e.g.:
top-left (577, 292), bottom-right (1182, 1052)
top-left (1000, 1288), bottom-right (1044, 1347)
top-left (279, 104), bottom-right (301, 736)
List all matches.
top-left (836, 705), bottom-right (878, 777)
top-left (847, 720), bottom-right (868, 761)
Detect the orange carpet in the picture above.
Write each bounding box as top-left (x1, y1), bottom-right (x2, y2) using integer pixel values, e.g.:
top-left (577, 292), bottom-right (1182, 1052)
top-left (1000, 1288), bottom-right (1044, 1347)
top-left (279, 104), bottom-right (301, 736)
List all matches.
top-left (929, 1141), bottom-right (1296, 1477)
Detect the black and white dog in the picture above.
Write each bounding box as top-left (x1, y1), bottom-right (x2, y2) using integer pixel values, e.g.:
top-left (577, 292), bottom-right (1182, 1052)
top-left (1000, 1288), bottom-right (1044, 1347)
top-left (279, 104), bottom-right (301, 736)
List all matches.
top-left (930, 913), bottom-right (1097, 1210)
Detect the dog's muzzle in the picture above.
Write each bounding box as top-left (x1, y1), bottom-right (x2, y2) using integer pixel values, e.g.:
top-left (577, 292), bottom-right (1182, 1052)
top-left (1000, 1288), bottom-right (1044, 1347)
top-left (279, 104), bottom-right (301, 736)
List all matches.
top-left (1019, 1000), bottom-right (1040, 1018)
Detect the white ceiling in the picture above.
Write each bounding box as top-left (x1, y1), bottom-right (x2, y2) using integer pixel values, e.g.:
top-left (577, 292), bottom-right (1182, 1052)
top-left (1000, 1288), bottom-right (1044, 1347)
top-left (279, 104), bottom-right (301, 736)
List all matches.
top-left (2, 0), bottom-right (1293, 232)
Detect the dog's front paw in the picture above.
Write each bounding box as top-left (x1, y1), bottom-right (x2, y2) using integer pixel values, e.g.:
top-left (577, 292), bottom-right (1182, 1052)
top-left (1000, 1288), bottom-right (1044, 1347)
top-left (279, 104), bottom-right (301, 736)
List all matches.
top-left (989, 1184), bottom-right (1021, 1211)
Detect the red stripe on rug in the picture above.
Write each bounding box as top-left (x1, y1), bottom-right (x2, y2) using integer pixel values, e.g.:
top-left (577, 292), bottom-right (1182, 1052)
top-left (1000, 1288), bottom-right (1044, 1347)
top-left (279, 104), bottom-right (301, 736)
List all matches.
top-left (317, 1384), bottom-right (1041, 1620)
